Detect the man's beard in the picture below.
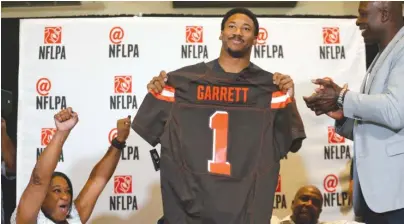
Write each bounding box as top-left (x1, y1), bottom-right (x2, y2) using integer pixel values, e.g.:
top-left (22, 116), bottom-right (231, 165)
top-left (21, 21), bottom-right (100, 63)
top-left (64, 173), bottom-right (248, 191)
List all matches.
top-left (226, 46), bottom-right (250, 58)
top-left (293, 206), bottom-right (318, 224)
top-left (225, 35), bottom-right (251, 58)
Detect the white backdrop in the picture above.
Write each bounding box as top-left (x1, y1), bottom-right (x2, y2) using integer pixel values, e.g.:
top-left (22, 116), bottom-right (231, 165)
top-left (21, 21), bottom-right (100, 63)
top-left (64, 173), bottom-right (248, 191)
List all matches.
top-left (17, 17), bottom-right (366, 223)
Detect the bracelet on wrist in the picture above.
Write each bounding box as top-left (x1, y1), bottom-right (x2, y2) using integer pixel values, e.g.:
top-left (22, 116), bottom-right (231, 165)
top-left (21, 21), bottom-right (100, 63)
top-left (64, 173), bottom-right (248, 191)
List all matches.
top-left (111, 137), bottom-right (126, 150)
top-left (337, 88), bottom-right (348, 109)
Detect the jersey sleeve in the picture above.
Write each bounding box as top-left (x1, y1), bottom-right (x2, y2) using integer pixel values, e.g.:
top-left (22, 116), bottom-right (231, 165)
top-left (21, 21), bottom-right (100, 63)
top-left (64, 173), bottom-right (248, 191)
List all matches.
top-left (272, 91), bottom-right (306, 158)
top-left (131, 85), bottom-right (174, 147)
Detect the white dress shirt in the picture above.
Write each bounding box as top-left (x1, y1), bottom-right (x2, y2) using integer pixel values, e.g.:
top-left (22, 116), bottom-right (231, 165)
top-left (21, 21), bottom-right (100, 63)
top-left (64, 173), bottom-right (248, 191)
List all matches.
top-left (271, 215), bottom-right (364, 224)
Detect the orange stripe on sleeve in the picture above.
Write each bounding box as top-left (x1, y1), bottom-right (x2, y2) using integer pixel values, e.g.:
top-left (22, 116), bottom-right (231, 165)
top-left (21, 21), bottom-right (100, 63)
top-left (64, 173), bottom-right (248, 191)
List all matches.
top-left (271, 91), bottom-right (292, 109)
top-left (149, 85), bottom-right (175, 102)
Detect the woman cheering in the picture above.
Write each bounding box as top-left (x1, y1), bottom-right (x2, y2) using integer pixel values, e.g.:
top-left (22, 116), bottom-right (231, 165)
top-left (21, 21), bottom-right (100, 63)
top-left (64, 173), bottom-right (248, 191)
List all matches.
top-left (11, 107), bottom-right (131, 223)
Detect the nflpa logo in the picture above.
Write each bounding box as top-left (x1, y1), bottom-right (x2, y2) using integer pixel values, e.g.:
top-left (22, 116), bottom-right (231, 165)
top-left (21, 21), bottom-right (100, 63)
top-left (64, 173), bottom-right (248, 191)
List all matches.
top-left (186, 26), bottom-right (203, 43)
top-left (328, 126), bottom-right (345, 144)
top-left (257, 27), bottom-right (268, 45)
top-left (36, 77), bottom-right (52, 96)
top-left (323, 27), bottom-right (340, 44)
top-left (114, 76), bottom-right (132, 93)
top-left (276, 175), bottom-right (281, 192)
top-left (114, 175), bottom-right (132, 194)
top-left (41, 128), bottom-right (56, 146)
top-left (108, 128), bottom-right (118, 144)
top-left (44, 27), bottom-right (62, 44)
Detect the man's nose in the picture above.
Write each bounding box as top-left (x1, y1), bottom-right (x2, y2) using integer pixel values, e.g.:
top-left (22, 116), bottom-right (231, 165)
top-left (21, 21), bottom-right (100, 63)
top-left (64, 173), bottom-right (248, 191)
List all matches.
top-left (355, 17), bottom-right (361, 27)
top-left (234, 27), bottom-right (242, 35)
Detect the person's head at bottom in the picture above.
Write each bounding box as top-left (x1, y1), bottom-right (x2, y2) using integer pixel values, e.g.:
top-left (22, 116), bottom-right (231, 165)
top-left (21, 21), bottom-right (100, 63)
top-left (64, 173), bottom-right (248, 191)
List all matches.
top-left (220, 7), bottom-right (259, 59)
top-left (290, 185), bottom-right (323, 224)
top-left (41, 171), bottom-right (73, 222)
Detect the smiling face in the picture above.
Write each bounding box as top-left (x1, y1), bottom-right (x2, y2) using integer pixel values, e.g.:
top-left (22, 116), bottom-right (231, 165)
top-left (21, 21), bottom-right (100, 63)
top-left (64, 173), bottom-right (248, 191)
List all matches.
top-left (41, 176), bottom-right (72, 222)
top-left (356, 1), bottom-right (385, 45)
top-left (220, 13), bottom-right (257, 58)
top-left (291, 186), bottom-right (323, 224)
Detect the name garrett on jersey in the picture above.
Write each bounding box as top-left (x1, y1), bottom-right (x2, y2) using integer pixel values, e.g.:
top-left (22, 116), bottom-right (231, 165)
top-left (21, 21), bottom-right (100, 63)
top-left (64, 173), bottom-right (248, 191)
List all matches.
top-left (197, 85), bottom-right (249, 103)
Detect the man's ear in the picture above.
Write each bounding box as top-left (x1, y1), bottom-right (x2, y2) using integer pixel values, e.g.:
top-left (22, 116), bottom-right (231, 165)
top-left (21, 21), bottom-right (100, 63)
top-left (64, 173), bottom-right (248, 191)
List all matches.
top-left (381, 9), bottom-right (390, 23)
top-left (380, 2), bottom-right (391, 23)
top-left (219, 31), bottom-right (223, 41)
top-left (253, 37), bottom-right (257, 46)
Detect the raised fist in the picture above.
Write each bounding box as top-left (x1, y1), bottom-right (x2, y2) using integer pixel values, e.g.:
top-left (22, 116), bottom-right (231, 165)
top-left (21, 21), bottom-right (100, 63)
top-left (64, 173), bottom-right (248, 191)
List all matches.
top-left (116, 116), bottom-right (131, 142)
top-left (54, 107), bottom-right (79, 131)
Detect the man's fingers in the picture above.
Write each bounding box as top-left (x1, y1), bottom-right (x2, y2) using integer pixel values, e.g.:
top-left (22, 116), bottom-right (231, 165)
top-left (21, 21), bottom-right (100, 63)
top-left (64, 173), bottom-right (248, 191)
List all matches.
top-left (160, 71), bottom-right (168, 82)
top-left (124, 117), bottom-right (131, 126)
top-left (147, 83), bottom-right (155, 92)
top-left (273, 72), bottom-right (281, 85)
top-left (147, 77), bottom-right (158, 91)
top-left (312, 78), bottom-right (330, 86)
top-left (156, 77), bottom-right (166, 88)
top-left (54, 114), bottom-right (62, 122)
top-left (278, 76), bottom-right (291, 85)
top-left (315, 88), bottom-right (322, 93)
top-left (155, 81), bottom-right (163, 92)
top-left (148, 77), bottom-right (165, 93)
top-left (71, 112), bottom-right (78, 118)
top-left (303, 95), bottom-right (318, 104)
top-left (61, 112), bottom-right (70, 121)
top-left (281, 82), bottom-right (293, 92)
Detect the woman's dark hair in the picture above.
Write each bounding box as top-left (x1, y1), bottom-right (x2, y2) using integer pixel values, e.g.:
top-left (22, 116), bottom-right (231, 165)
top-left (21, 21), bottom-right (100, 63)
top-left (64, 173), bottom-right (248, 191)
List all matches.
top-left (42, 171), bottom-right (74, 221)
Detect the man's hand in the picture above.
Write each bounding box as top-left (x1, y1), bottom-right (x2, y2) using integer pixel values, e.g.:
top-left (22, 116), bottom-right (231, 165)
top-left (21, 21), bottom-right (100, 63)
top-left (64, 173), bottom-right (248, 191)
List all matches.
top-left (311, 82), bottom-right (347, 120)
top-left (147, 71), bottom-right (167, 93)
top-left (303, 79), bottom-right (343, 114)
top-left (116, 116), bottom-right (131, 142)
top-left (54, 107), bottom-right (79, 132)
top-left (326, 110), bottom-right (344, 120)
top-left (273, 72), bottom-right (294, 98)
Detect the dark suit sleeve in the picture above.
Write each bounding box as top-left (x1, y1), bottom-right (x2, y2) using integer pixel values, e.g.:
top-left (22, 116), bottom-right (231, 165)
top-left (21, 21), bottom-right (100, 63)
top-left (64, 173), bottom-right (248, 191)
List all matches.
top-left (335, 117), bottom-right (354, 141)
top-left (273, 97), bottom-right (306, 158)
top-left (131, 85), bottom-right (174, 147)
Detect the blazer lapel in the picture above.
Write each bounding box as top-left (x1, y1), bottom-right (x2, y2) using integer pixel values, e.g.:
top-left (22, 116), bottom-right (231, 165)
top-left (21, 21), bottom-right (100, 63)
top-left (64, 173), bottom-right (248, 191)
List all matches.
top-left (365, 27), bottom-right (404, 93)
top-left (361, 53), bottom-right (379, 93)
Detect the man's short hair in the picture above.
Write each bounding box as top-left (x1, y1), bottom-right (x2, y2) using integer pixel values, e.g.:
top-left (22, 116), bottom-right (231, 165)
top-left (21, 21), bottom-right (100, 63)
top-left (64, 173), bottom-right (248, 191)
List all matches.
top-left (221, 7), bottom-right (259, 36)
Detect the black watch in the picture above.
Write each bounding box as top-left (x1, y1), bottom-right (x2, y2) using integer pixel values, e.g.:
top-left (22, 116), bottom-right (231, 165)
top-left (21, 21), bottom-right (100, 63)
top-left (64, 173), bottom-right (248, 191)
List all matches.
top-left (337, 88), bottom-right (348, 109)
top-left (111, 137), bottom-right (126, 150)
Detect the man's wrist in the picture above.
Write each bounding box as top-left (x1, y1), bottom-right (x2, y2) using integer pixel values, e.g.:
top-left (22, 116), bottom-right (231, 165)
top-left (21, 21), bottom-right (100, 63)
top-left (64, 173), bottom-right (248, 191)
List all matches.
top-left (55, 130), bottom-right (71, 137)
top-left (111, 137), bottom-right (126, 150)
top-left (116, 136), bottom-right (126, 143)
top-left (336, 116), bottom-right (347, 124)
